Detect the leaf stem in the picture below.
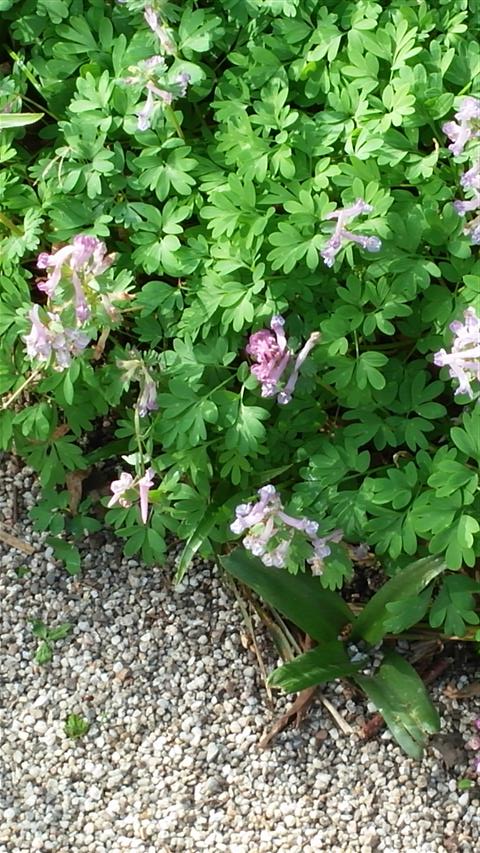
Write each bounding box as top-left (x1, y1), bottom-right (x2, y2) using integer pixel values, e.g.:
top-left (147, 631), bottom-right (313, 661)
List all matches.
top-left (1, 367), bottom-right (43, 411)
top-left (0, 211), bottom-right (22, 236)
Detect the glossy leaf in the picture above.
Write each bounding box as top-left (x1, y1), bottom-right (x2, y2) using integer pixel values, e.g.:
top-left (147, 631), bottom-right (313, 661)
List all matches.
top-left (354, 650), bottom-right (440, 759)
top-left (351, 556), bottom-right (446, 645)
top-left (268, 641), bottom-right (361, 692)
top-left (221, 548), bottom-right (353, 643)
top-left (0, 112), bottom-right (43, 129)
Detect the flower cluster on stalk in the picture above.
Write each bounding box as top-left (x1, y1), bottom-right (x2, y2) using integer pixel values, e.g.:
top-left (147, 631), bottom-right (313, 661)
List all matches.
top-left (320, 199), bottom-right (382, 267)
top-left (120, 4), bottom-right (190, 132)
top-left (434, 306), bottom-right (480, 399)
top-left (117, 351), bottom-right (158, 417)
top-left (231, 484), bottom-right (342, 573)
top-left (246, 315), bottom-right (320, 404)
top-left (444, 96), bottom-right (480, 245)
top-left (24, 235), bottom-right (123, 372)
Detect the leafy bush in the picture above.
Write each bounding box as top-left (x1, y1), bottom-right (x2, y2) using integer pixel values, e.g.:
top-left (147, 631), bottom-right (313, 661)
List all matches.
top-left (1, 1), bottom-right (479, 657)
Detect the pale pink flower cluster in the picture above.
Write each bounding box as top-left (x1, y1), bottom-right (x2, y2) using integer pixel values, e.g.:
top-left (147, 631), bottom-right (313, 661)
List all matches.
top-left (433, 306), bottom-right (480, 399)
top-left (108, 468), bottom-right (155, 524)
top-left (144, 5), bottom-right (176, 54)
top-left (122, 56), bottom-right (189, 131)
top-left (24, 305), bottom-right (89, 371)
top-left (231, 484), bottom-right (342, 573)
top-left (321, 199), bottom-right (382, 267)
top-left (444, 97), bottom-right (480, 245)
top-left (37, 235), bottom-right (115, 322)
top-left (443, 97), bottom-right (480, 157)
top-left (246, 315), bottom-right (320, 404)
top-left (24, 235), bottom-right (120, 370)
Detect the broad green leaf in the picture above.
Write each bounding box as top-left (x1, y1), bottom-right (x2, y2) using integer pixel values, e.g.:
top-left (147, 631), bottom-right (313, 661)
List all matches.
top-left (0, 113), bottom-right (43, 129)
top-left (35, 641), bottom-right (53, 665)
top-left (175, 503), bottom-right (219, 583)
top-left (47, 623), bottom-right (72, 641)
top-left (354, 650), bottom-right (440, 759)
top-left (351, 556), bottom-right (446, 645)
top-left (221, 548), bottom-right (353, 643)
top-left (268, 641), bottom-right (361, 692)
top-left (46, 538), bottom-right (81, 575)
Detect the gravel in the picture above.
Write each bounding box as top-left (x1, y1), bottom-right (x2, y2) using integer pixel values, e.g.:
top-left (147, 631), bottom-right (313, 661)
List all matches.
top-left (1, 455), bottom-right (480, 852)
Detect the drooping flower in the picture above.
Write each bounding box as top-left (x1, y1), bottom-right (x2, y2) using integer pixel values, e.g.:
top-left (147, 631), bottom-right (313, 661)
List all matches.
top-left (461, 161), bottom-right (480, 191)
top-left (433, 306), bottom-right (480, 399)
top-left (107, 472), bottom-right (135, 510)
top-left (231, 484), bottom-right (343, 572)
top-left (24, 305), bottom-right (90, 371)
top-left (320, 199), bottom-right (382, 267)
top-left (138, 467), bottom-right (155, 523)
top-left (144, 5), bottom-right (176, 54)
top-left (443, 96), bottom-right (480, 156)
top-left (117, 352), bottom-right (158, 417)
top-left (137, 376), bottom-right (158, 417)
top-left (107, 468), bottom-right (156, 524)
top-left (246, 315), bottom-right (320, 404)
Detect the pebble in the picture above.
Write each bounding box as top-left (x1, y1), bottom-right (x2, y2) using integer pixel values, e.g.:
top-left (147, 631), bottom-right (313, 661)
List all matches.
top-left (0, 456), bottom-right (480, 852)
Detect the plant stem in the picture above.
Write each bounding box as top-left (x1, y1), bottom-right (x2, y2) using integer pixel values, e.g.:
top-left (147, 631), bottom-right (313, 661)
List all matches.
top-left (0, 211), bottom-right (22, 235)
top-left (1, 368), bottom-right (43, 410)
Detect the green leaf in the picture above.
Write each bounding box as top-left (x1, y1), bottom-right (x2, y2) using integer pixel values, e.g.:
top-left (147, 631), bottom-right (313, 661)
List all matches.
top-left (64, 713), bottom-right (90, 739)
top-left (221, 548), bottom-right (353, 643)
top-left (383, 589), bottom-right (432, 634)
top-left (354, 650), bottom-right (440, 759)
top-left (0, 113), bottom-right (44, 129)
top-left (31, 619), bottom-right (48, 639)
top-left (429, 575), bottom-right (480, 637)
top-left (35, 641), bottom-right (53, 665)
top-left (351, 556), bottom-right (446, 645)
top-left (175, 503), bottom-right (218, 583)
top-left (47, 623), bottom-right (72, 642)
top-left (268, 641), bottom-right (361, 692)
top-left (46, 538), bottom-right (81, 575)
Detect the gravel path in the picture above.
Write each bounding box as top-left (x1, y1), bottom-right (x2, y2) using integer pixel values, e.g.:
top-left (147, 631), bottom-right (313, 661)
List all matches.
top-left (1, 457), bottom-right (480, 853)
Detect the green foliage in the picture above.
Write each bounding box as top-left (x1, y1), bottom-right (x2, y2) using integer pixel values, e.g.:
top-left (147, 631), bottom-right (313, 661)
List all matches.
top-left (354, 651), bottom-right (441, 760)
top-left (64, 713), bottom-right (90, 740)
top-left (31, 618), bottom-right (72, 664)
top-left (1, 0), bottom-right (480, 690)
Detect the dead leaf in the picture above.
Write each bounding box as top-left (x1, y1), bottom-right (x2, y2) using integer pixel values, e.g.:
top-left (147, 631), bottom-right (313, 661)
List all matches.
top-left (66, 468), bottom-right (91, 515)
top-left (51, 423), bottom-right (70, 440)
top-left (259, 686), bottom-right (317, 749)
top-left (92, 328), bottom-right (110, 361)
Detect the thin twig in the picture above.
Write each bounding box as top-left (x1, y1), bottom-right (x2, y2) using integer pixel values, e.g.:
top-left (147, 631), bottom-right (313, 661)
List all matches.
top-left (319, 694), bottom-right (354, 735)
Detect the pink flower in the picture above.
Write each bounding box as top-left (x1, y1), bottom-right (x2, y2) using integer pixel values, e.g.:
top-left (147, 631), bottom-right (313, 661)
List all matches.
top-left (434, 306), bottom-right (480, 398)
top-left (107, 468), bottom-right (156, 523)
top-left (23, 305), bottom-right (89, 371)
top-left (24, 305), bottom-right (53, 362)
top-left (36, 235), bottom-right (114, 321)
top-left (138, 468), bottom-right (155, 523)
top-left (107, 472), bottom-right (135, 510)
top-left (443, 97), bottom-right (480, 156)
top-left (144, 5), bottom-right (176, 54)
top-left (231, 485), bottom-right (343, 572)
top-left (246, 315), bottom-right (320, 404)
top-left (321, 199), bottom-right (382, 267)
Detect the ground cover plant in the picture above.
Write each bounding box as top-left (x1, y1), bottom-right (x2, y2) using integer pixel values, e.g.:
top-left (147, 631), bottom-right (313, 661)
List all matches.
top-left (1, 0), bottom-right (479, 757)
